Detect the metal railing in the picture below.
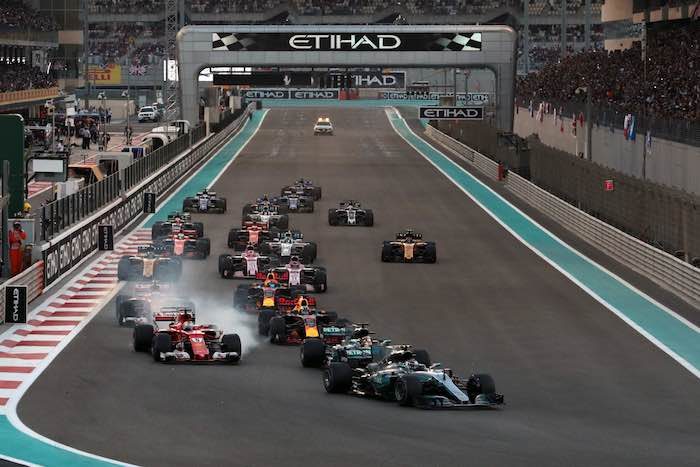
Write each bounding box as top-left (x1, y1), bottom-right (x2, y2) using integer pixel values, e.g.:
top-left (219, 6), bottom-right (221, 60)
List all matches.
top-left (515, 96), bottom-right (700, 148)
top-left (424, 124), bottom-right (700, 308)
top-left (40, 124), bottom-right (206, 240)
top-left (0, 261), bottom-right (44, 325)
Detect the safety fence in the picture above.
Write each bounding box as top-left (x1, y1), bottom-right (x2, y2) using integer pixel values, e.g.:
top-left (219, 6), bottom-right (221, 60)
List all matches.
top-left (41, 104), bottom-right (253, 288)
top-left (424, 124), bottom-right (700, 308)
top-left (0, 261), bottom-right (44, 325)
top-left (40, 124), bottom-right (206, 240)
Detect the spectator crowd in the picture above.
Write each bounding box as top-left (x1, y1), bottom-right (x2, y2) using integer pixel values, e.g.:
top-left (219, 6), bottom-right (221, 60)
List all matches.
top-left (517, 21), bottom-right (700, 121)
top-left (0, 1), bottom-right (56, 31)
top-left (0, 64), bottom-right (56, 93)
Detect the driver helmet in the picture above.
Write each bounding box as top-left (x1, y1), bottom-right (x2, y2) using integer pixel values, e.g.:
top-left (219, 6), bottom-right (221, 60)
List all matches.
top-left (182, 321), bottom-right (194, 331)
top-left (289, 255), bottom-right (301, 266)
top-left (177, 233), bottom-right (185, 240)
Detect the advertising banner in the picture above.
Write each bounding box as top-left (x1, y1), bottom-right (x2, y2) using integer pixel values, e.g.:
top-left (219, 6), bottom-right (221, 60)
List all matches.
top-left (87, 64), bottom-right (122, 85)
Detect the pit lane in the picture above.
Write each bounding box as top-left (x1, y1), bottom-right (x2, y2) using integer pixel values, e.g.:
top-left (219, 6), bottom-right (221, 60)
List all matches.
top-left (18, 107), bottom-right (700, 466)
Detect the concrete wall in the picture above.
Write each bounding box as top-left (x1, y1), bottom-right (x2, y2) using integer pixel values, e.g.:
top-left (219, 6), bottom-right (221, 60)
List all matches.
top-left (514, 107), bottom-right (700, 195)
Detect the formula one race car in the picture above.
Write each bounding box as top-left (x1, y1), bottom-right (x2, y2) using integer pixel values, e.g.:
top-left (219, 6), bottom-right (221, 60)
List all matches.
top-left (281, 178), bottom-right (322, 200)
top-left (273, 194), bottom-right (314, 213)
top-left (151, 212), bottom-right (204, 240)
top-left (381, 229), bottom-right (436, 263)
top-left (300, 324), bottom-right (379, 368)
top-left (259, 230), bottom-right (317, 264)
top-left (265, 297), bottom-right (345, 346)
top-left (154, 232), bottom-right (210, 259)
top-left (218, 245), bottom-right (276, 279)
top-left (117, 246), bottom-right (182, 281)
top-left (182, 188), bottom-right (227, 213)
top-left (243, 206), bottom-right (289, 230)
top-left (242, 198), bottom-right (288, 217)
top-left (115, 282), bottom-right (195, 326)
top-left (133, 310), bottom-right (241, 364)
top-left (233, 276), bottom-right (308, 314)
top-left (323, 346), bottom-right (504, 409)
top-left (228, 221), bottom-right (279, 250)
top-left (328, 200), bottom-right (374, 226)
top-left (267, 256), bottom-right (327, 292)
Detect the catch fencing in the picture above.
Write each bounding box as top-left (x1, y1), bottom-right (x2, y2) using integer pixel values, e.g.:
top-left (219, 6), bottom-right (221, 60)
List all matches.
top-left (424, 124), bottom-right (700, 308)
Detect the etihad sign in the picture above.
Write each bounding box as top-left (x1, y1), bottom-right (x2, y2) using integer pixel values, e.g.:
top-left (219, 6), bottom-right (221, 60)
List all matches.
top-left (289, 34), bottom-right (401, 50)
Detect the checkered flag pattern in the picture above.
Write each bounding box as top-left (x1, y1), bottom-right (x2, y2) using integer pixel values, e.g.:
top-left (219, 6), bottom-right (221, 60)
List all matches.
top-left (433, 32), bottom-right (482, 51)
top-left (212, 33), bottom-right (256, 51)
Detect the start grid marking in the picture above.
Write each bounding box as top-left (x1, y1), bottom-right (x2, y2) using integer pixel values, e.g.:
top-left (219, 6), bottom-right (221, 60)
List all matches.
top-left (0, 228), bottom-right (152, 413)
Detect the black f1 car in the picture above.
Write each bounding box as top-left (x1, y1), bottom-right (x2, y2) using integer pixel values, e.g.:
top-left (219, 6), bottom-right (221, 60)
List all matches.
top-left (259, 230), bottom-right (317, 264)
top-left (381, 229), bottom-right (436, 263)
top-left (328, 200), bottom-right (374, 226)
top-left (281, 178), bottom-right (322, 200)
top-left (151, 212), bottom-right (204, 240)
top-left (117, 246), bottom-right (182, 281)
top-left (182, 188), bottom-right (227, 213)
top-left (323, 346), bottom-right (504, 409)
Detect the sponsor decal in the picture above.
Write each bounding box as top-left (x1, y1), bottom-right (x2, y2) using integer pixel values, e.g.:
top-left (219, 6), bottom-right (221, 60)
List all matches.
top-left (212, 32), bottom-right (482, 52)
top-left (383, 91), bottom-right (490, 105)
top-left (5, 286), bottom-right (27, 324)
top-left (242, 89), bottom-right (339, 100)
top-left (419, 106), bottom-right (484, 120)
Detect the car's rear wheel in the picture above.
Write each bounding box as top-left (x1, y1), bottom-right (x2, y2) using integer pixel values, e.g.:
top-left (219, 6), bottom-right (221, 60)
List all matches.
top-left (364, 209), bottom-right (374, 226)
top-left (324, 362), bottom-right (353, 393)
top-left (328, 209), bottom-right (338, 226)
top-left (424, 243), bottom-right (437, 263)
top-left (117, 257), bottom-right (131, 280)
top-left (381, 244), bottom-right (393, 262)
top-left (414, 349), bottom-right (431, 366)
top-left (258, 309), bottom-right (276, 336)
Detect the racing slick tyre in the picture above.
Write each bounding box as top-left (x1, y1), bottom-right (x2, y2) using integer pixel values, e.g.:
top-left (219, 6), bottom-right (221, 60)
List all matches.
top-left (466, 374), bottom-right (496, 404)
top-left (133, 324), bottom-right (154, 352)
top-left (301, 338), bottom-right (325, 368)
top-left (364, 209), bottom-right (374, 227)
top-left (151, 222), bottom-right (167, 240)
top-left (414, 349), bottom-right (431, 366)
top-left (154, 259), bottom-right (182, 282)
top-left (380, 243), bottom-right (393, 262)
top-left (324, 362), bottom-right (353, 393)
top-left (395, 375), bottom-right (421, 407)
top-left (328, 209), bottom-right (338, 226)
top-left (312, 187), bottom-right (322, 200)
top-left (242, 204), bottom-right (254, 217)
top-left (152, 333), bottom-right (173, 362)
top-left (227, 229), bottom-right (239, 249)
top-left (301, 243), bottom-right (317, 264)
top-left (314, 270), bottom-right (327, 293)
top-left (118, 299), bottom-right (150, 326)
top-left (269, 316), bottom-right (287, 344)
top-left (423, 243), bottom-right (437, 263)
top-left (276, 205), bottom-right (289, 215)
top-left (234, 285), bottom-right (250, 310)
top-left (117, 257), bottom-right (131, 280)
top-left (196, 238), bottom-right (211, 258)
top-left (219, 255), bottom-right (233, 278)
top-left (276, 215), bottom-right (289, 230)
top-left (182, 197), bottom-right (197, 213)
top-left (258, 309), bottom-right (276, 336)
top-left (193, 222), bottom-right (204, 238)
top-left (213, 198), bottom-right (227, 213)
top-left (221, 334), bottom-right (242, 362)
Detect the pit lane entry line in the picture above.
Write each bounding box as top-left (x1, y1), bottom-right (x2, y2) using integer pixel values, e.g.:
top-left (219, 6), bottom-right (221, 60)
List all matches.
top-left (0, 110), bottom-right (268, 466)
top-left (385, 107), bottom-right (700, 380)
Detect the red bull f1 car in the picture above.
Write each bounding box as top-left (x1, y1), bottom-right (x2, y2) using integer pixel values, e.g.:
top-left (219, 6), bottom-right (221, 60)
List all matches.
top-left (381, 229), bottom-right (436, 263)
top-left (182, 188), bottom-right (227, 213)
top-left (133, 310), bottom-right (241, 364)
top-left (266, 298), bottom-right (344, 346)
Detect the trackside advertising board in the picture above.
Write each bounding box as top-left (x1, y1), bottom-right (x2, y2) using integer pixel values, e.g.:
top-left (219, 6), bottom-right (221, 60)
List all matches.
top-left (242, 89), bottom-right (339, 100)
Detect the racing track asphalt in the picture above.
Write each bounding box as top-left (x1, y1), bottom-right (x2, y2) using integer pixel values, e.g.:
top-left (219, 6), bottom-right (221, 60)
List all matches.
top-left (18, 107), bottom-right (700, 467)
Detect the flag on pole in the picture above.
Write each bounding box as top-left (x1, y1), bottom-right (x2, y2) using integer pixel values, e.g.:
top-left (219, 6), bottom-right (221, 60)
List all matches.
top-left (645, 130), bottom-right (652, 155)
top-left (629, 115), bottom-right (636, 141)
